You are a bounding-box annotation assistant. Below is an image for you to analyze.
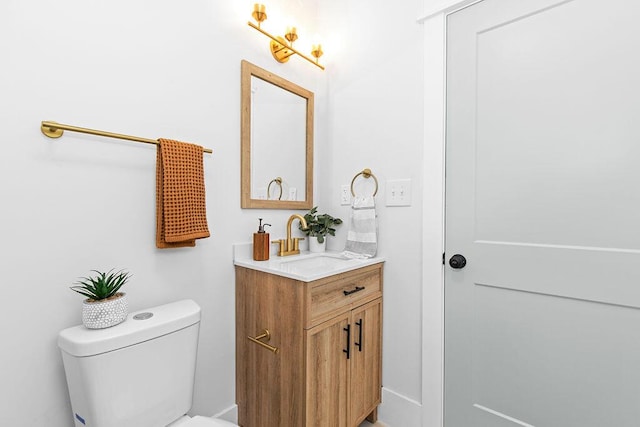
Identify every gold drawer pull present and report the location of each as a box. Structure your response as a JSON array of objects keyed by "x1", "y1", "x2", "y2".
[{"x1": 248, "y1": 329, "x2": 279, "y2": 354}]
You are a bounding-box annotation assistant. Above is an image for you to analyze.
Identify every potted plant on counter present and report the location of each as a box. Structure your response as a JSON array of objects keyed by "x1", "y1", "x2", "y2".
[
  {"x1": 70, "y1": 269, "x2": 131, "y2": 329},
  {"x1": 299, "y1": 206, "x2": 343, "y2": 253}
]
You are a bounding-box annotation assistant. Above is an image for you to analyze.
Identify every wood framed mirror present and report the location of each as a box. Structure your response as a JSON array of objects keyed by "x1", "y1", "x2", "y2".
[{"x1": 241, "y1": 60, "x2": 314, "y2": 209}]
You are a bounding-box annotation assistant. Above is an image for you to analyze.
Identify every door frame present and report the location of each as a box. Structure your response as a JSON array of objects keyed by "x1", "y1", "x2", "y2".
[{"x1": 418, "y1": 2, "x2": 484, "y2": 427}]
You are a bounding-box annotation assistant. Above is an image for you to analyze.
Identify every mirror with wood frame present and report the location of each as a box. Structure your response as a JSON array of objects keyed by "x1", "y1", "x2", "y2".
[{"x1": 241, "y1": 60, "x2": 314, "y2": 209}]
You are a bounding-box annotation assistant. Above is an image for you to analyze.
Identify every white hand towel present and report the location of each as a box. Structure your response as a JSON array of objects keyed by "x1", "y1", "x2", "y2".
[{"x1": 342, "y1": 196, "x2": 377, "y2": 259}]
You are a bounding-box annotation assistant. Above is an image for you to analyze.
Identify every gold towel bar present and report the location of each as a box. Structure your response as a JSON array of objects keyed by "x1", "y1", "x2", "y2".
[
  {"x1": 350, "y1": 168, "x2": 379, "y2": 197},
  {"x1": 248, "y1": 329, "x2": 279, "y2": 354},
  {"x1": 40, "y1": 121, "x2": 213, "y2": 154}
]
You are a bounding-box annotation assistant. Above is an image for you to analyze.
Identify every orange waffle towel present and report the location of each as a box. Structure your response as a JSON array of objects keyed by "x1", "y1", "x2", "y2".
[{"x1": 156, "y1": 138, "x2": 210, "y2": 248}]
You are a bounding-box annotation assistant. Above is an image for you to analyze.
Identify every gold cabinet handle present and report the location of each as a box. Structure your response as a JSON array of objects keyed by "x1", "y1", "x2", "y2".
[{"x1": 248, "y1": 329, "x2": 279, "y2": 354}]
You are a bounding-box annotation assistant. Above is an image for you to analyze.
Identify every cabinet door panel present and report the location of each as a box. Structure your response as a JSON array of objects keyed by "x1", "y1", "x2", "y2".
[
  {"x1": 350, "y1": 299, "x2": 383, "y2": 425},
  {"x1": 236, "y1": 267, "x2": 305, "y2": 427},
  {"x1": 306, "y1": 313, "x2": 350, "y2": 427}
]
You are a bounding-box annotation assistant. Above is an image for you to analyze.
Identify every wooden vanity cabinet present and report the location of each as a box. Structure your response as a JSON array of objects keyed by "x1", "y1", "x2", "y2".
[{"x1": 235, "y1": 262, "x2": 383, "y2": 427}]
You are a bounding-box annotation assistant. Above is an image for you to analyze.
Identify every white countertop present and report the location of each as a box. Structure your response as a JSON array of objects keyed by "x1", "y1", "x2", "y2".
[{"x1": 233, "y1": 243, "x2": 384, "y2": 282}]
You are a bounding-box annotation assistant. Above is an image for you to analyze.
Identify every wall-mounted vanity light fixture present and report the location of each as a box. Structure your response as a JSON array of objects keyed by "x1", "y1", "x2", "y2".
[{"x1": 248, "y1": 4, "x2": 325, "y2": 71}]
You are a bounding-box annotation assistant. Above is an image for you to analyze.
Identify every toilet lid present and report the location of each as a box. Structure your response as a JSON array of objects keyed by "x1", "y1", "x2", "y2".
[{"x1": 185, "y1": 416, "x2": 237, "y2": 427}]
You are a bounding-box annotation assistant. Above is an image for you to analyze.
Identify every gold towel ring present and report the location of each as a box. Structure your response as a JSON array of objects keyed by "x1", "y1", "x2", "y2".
[
  {"x1": 350, "y1": 168, "x2": 378, "y2": 197},
  {"x1": 267, "y1": 177, "x2": 283, "y2": 200}
]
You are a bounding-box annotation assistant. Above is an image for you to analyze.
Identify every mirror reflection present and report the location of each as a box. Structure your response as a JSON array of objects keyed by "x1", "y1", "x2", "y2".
[
  {"x1": 251, "y1": 76, "x2": 306, "y2": 201},
  {"x1": 241, "y1": 60, "x2": 314, "y2": 209}
]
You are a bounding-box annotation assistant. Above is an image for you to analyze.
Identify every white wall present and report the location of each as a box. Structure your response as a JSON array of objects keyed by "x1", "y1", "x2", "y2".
[
  {"x1": 320, "y1": 1, "x2": 426, "y2": 424},
  {"x1": 0, "y1": 1, "x2": 325, "y2": 425},
  {"x1": 0, "y1": 0, "x2": 429, "y2": 425}
]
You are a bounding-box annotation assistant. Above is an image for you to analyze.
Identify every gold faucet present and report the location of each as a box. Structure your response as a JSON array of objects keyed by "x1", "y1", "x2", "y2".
[{"x1": 272, "y1": 214, "x2": 308, "y2": 256}]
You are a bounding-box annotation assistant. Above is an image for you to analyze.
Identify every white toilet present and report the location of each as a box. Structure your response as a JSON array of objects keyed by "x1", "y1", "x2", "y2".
[{"x1": 58, "y1": 299, "x2": 237, "y2": 427}]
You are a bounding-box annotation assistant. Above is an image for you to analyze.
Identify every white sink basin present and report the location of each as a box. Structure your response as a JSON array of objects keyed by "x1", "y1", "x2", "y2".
[
  {"x1": 279, "y1": 254, "x2": 354, "y2": 270},
  {"x1": 233, "y1": 247, "x2": 384, "y2": 282},
  {"x1": 274, "y1": 253, "x2": 363, "y2": 280}
]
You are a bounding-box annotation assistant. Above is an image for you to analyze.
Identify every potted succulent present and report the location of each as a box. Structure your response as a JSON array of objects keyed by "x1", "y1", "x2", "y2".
[
  {"x1": 70, "y1": 269, "x2": 131, "y2": 329},
  {"x1": 299, "y1": 206, "x2": 343, "y2": 253}
]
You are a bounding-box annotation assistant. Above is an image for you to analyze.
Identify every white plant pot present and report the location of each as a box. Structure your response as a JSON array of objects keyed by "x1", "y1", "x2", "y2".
[
  {"x1": 309, "y1": 237, "x2": 327, "y2": 253},
  {"x1": 82, "y1": 292, "x2": 128, "y2": 329}
]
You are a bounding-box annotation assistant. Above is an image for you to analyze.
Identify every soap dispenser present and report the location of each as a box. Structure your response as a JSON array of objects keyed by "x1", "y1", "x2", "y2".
[{"x1": 253, "y1": 218, "x2": 272, "y2": 261}]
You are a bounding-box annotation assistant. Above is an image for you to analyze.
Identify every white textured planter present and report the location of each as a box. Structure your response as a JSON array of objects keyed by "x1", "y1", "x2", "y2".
[
  {"x1": 309, "y1": 237, "x2": 327, "y2": 253},
  {"x1": 82, "y1": 292, "x2": 128, "y2": 329}
]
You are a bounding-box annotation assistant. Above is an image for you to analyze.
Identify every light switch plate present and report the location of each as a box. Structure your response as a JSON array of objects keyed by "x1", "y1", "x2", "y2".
[
  {"x1": 386, "y1": 179, "x2": 412, "y2": 206},
  {"x1": 340, "y1": 185, "x2": 351, "y2": 205}
]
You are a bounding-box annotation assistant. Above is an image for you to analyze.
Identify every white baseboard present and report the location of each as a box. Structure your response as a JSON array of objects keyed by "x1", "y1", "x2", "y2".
[
  {"x1": 378, "y1": 387, "x2": 422, "y2": 426},
  {"x1": 212, "y1": 404, "x2": 238, "y2": 424},
  {"x1": 215, "y1": 389, "x2": 422, "y2": 427}
]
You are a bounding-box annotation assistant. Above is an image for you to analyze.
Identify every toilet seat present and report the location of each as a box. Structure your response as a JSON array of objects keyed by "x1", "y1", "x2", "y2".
[{"x1": 185, "y1": 415, "x2": 237, "y2": 426}]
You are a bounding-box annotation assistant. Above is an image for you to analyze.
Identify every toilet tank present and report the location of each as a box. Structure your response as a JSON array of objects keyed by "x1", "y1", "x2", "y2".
[{"x1": 58, "y1": 299, "x2": 201, "y2": 427}]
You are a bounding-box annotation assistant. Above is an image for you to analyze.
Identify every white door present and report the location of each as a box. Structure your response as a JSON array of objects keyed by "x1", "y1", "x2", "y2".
[{"x1": 445, "y1": 0, "x2": 640, "y2": 426}]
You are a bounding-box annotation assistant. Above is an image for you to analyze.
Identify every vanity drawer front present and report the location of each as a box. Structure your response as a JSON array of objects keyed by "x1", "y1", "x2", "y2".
[{"x1": 307, "y1": 266, "x2": 382, "y2": 327}]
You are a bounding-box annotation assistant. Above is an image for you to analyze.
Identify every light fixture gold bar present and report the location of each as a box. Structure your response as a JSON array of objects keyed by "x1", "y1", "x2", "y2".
[
  {"x1": 40, "y1": 121, "x2": 213, "y2": 154},
  {"x1": 247, "y1": 22, "x2": 325, "y2": 70}
]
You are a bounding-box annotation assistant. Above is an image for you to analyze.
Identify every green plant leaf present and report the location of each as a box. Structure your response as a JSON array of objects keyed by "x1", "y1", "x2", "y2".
[
  {"x1": 70, "y1": 269, "x2": 131, "y2": 301},
  {"x1": 298, "y1": 206, "x2": 342, "y2": 239}
]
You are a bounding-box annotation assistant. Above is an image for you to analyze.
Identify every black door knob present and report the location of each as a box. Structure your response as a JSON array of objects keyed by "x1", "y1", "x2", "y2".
[{"x1": 449, "y1": 254, "x2": 467, "y2": 269}]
